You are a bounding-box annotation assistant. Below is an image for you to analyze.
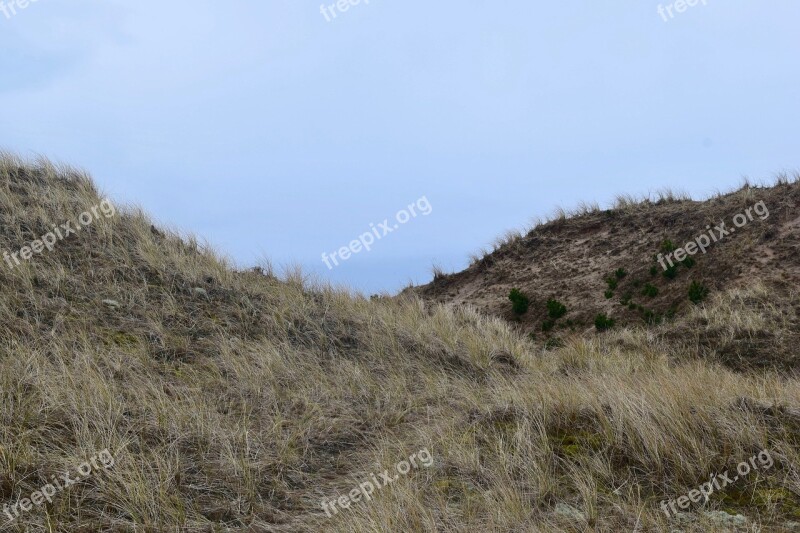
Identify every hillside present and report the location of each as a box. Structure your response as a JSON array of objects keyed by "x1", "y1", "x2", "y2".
[
  {"x1": 1, "y1": 155, "x2": 799, "y2": 532},
  {"x1": 412, "y1": 180, "x2": 800, "y2": 369}
]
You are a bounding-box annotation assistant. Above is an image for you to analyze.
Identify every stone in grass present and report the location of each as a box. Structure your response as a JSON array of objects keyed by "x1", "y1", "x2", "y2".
[
  {"x1": 671, "y1": 511, "x2": 696, "y2": 526},
  {"x1": 190, "y1": 287, "x2": 209, "y2": 298},
  {"x1": 667, "y1": 511, "x2": 696, "y2": 533},
  {"x1": 102, "y1": 299, "x2": 121, "y2": 310},
  {"x1": 703, "y1": 510, "x2": 747, "y2": 529},
  {"x1": 554, "y1": 503, "x2": 586, "y2": 523}
]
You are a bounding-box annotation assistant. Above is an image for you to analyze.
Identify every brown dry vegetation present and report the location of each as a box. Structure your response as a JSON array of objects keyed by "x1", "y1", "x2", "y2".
[
  {"x1": 413, "y1": 176, "x2": 800, "y2": 361},
  {"x1": 1, "y1": 154, "x2": 799, "y2": 532}
]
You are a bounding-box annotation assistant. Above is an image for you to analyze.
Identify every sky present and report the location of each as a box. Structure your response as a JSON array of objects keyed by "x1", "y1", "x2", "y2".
[{"x1": 1, "y1": 1, "x2": 798, "y2": 294}]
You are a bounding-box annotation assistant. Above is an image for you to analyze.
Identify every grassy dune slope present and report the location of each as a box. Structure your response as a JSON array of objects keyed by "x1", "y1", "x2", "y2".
[
  {"x1": 413, "y1": 178, "x2": 800, "y2": 359},
  {"x1": 0, "y1": 155, "x2": 798, "y2": 532}
]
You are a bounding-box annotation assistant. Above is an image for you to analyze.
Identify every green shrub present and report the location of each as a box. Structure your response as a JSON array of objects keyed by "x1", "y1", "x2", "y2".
[
  {"x1": 628, "y1": 302, "x2": 637, "y2": 310},
  {"x1": 604, "y1": 290, "x2": 614, "y2": 299},
  {"x1": 660, "y1": 239, "x2": 676, "y2": 253},
  {"x1": 509, "y1": 288, "x2": 530, "y2": 315},
  {"x1": 642, "y1": 283, "x2": 658, "y2": 298},
  {"x1": 542, "y1": 319, "x2": 555, "y2": 332},
  {"x1": 544, "y1": 337, "x2": 564, "y2": 350},
  {"x1": 649, "y1": 265, "x2": 659, "y2": 277},
  {"x1": 642, "y1": 308, "x2": 661, "y2": 325},
  {"x1": 614, "y1": 268, "x2": 627, "y2": 279},
  {"x1": 663, "y1": 264, "x2": 679, "y2": 279},
  {"x1": 594, "y1": 314, "x2": 615, "y2": 331},
  {"x1": 546, "y1": 299, "x2": 567, "y2": 319},
  {"x1": 688, "y1": 281, "x2": 709, "y2": 304},
  {"x1": 620, "y1": 291, "x2": 632, "y2": 305},
  {"x1": 681, "y1": 257, "x2": 696, "y2": 269},
  {"x1": 606, "y1": 277, "x2": 618, "y2": 290}
]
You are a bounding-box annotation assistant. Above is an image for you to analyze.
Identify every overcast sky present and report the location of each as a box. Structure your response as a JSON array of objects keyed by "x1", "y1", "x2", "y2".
[{"x1": 2, "y1": 1, "x2": 798, "y2": 293}]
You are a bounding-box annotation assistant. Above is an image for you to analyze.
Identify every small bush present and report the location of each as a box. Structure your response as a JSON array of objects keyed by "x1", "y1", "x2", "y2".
[
  {"x1": 649, "y1": 265, "x2": 659, "y2": 277},
  {"x1": 663, "y1": 264, "x2": 679, "y2": 279},
  {"x1": 542, "y1": 319, "x2": 555, "y2": 332},
  {"x1": 620, "y1": 292, "x2": 632, "y2": 305},
  {"x1": 681, "y1": 257, "x2": 696, "y2": 269},
  {"x1": 546, "y1": 299, "x2": 567, "y2": 319},
  {"x1": 642, "y1": 283, "x2": 658, "y2": 298},
  {"x1": 594, "y1": 314, "x2": 615, "y2": 331},
  {"x1": 509, "y1": 288, "x2": 530, "y2": 315},
  {"x1": 544, "y1": 337, "x2": 564, "y2": 350},
  {"x1": 614, "y1": 268, "x2": 627, "y2": 279},
  {"x1": 688, "y1": 281, "x2": 709, "y2": 304},
  {"x1": 642, "y1": 308, "x2": 661, "y2": 325},
  {"x1": 606, "y1": 277, "x2": 618, "y2": 290},
  {"x1": 604, "y1": 289, "x2": 614, "y2": 299},
  {"x1": 660, "y1": 239, "x2": 676, "y2": 253}
]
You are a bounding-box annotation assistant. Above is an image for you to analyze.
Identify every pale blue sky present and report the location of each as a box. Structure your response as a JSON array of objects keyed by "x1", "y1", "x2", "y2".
[{"x1": 2, "y1": 1, "x2": 798, "y2": 293}]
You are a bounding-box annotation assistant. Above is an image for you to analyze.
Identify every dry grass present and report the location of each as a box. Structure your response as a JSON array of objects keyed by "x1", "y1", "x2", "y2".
[
  {"x1": 465, "y1": 172, "x2": 800, "y2": 265},
  {"x1": 0, "y1": 155, "x2": 798, "y2": 531}
]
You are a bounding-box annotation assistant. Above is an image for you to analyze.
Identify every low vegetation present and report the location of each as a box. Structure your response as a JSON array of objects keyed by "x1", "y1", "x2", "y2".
[
  {"x1": 688, "y1": 280, "x2": 710, "y2": 304},
  {"x1": 546, "y1": 298, "x2": 568, "y2": 319},
  {"x1": 594, "y1": 313, "x2": 615, "y2": 331},
  {"x1": 508, "y1": 288, "x2": 530, "y2": 315},
  {"x1": 642, "y1": 283, "x2": 659, "y2": 298},
  {"x1": 3, "y1": 156, "x2": 798, "y2": 531}
]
